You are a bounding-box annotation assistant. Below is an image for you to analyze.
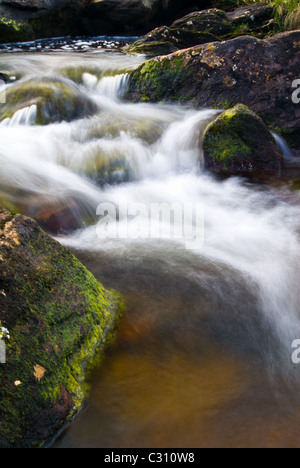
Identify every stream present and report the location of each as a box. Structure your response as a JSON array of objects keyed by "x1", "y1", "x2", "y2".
[{"x1": 1, "y1": 38, "x2": 300, "y2": 448}]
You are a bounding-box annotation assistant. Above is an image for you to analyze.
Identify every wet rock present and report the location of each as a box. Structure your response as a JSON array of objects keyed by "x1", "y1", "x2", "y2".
[
  {"x1": 226, "y1": 3, "x2": 274, "y2": 26},
  {"x1": 0, "y1": 1, "x2": 83, "y2": 42},
  {"x1": 202, "y1": 104, "x2": 282, "y2": 179},
  {"x1": 126, "y1": 31, "x2": 300, "y2": 148},
  {"x1": 31, "y1": 202, "x2": 84, "y2": 234},
  {"x1": 81, "y1": 0, "x2": 214, "y2": 36},
  {"x1": 0, "y1": 77, "x2": 98, "y2": 125},
  {"x1": 0, "y1": 207, "x2": 123, "y2": 448},
  {"x1": 1, "y1": 0, "x2": 75, "y2": 10},
  {"x1": 0, "y1": 17, "x2": 34, "y2": 42},
  {"x1": 28, "y1": 4, "x2": 82, "y2": 39}
]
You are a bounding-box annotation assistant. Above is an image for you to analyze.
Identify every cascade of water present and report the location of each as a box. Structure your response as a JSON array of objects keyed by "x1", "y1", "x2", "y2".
[
  {"x1": 1, "y1": 39, "x2": 300, "y2": 449},
  {"x1": 0, "y1": 105, "x2": 37, "y2": 127},
  {"x1": 0, "y1": 45, "x2": 299, "y2": 372}
]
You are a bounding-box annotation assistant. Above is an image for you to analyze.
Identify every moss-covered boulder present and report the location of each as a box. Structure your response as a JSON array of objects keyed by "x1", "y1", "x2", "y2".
[
  {"x1": 0, "y1": 207, "x2": 123, "y2": 448},
  {"x1": 202, "y1": 104, "x2": 282, "y2": 178},
  {"x1": 126, "y1": 31, "x2": 300, "y2": 148},
  {"x1": 28, "y1": 4, "x2": 82, "y2": 40},
  {"x1": 127, "y1": 24, "x2": 217, "y2": 56},
  {"x1": 0, "y1": 78, "x2": 98, "y2": 125}
]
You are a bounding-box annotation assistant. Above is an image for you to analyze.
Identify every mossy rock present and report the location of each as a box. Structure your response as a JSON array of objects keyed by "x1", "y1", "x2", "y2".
[
  {"x1": 202, "y1": 104, "x2": 282, "y2": 179},
  {"x1": 127, "y1": 40, "x2": 178, "y2": 57},
  {"x1": 0, "y1": 18, "x2": 34, "y2": 43},
  {"x1": 0, "y1": 78, "x2": 98, "y2": 125},
  {"x1": 127, "y1": 53, "x2": 187, "y2": 103},
  {"x1": 0, "y1": 207, "x2": 124, "y2": 448},
  {"x1": 170, "y1": 8, "x2": 233, "y2": 36}
]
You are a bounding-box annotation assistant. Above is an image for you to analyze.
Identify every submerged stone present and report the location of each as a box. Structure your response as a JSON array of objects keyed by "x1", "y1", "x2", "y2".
[
  {"x1": 126, "y1": 4, "x2": 275, "y2": 57},
  {"x1": 0, "y1": 207, "x2": 123, "y2": 448}
]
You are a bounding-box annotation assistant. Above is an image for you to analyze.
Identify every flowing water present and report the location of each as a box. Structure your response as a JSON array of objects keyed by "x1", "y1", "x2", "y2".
[{"x1": 1, "y1": 38, "x2": 300, "y2": 448}]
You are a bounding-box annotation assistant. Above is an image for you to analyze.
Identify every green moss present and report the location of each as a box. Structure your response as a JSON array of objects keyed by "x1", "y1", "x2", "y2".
[
  {"x1": 61, "y1": 66, "x2": 130, "y2": 84},
  {"x1": 203, "y1": 104, "x2": 281, "y2": 178},
  {"x1": 206, "y1": 133, "x2": 252, "y2": 163},
  {"x1": 0, "y1": 78, "x2": 97, "y2": 125},
  {"x1": 129, "y1": 54, "x2": 186, "y2": 102},
  {"x1": 0, "y1": 210, "x2": 124, "y2": 447}
]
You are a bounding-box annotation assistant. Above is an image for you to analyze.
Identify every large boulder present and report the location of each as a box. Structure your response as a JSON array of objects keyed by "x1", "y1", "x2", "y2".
[
  {"x1": 0, "y1": 207, "x2": 123, "y2": 448},
  {"x1": 126, "y1": 31, "x2": 300, "y2": 148},
  {"x1": 202, "y1": 104, "x2": 282, "y2": 178},
  {"x1": 127, "y1": 4, "x2": 274, "y2": 56},
  {"x1": 0, "y1": 77, "x2": 98, "y2": 125}
]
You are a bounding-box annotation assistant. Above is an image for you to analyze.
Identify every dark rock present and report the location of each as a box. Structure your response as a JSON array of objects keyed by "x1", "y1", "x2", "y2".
[
  {"x1": 127, "y1": 4, "x2": 275, "y2": 57},
  {"x1": 127, "y1": 24, "x2": 217, "y2": 55},
  {"x1": 28, "y1": 4, "x2": 82, "y2": 39},
  {"x1": 202, "y1": 104, "x2": 282, "y2": 178},
  {"x1": 0, "y1": 71, "x2": 17, "y2": 83},
  {"x1": 1, "y1": 0, "x2": 83, "y2": 11},
  {"x1": 0, "y1": 207, "x2": 123, "y2": 448},
  {"x1": 0, "y1": 17, "x2": 34, "y2": 42},
  {"x1": 127, "y1": 39, "x2": 179, "y2": 56},
  {"x1": 31, "y1": 202, "x2": 84, "y2": 234},
  {"x1": 126, "y1": 31, "x2": 300, "y2": 148},
  {"x1": 171, "y1": 8, "x2": 233, "y2": 36},
  {"x1": 226, "y1": 3, "x2": 273, "y2": 25}
]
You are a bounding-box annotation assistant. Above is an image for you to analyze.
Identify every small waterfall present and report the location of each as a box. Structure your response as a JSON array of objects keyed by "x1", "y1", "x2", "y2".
[
  {"x1": 96, "y1": 73, "x2": 129, "y2": 100},
  {"x1": 1, "y1": 38, "x2": 300, "y2": 448},
  {"x1": 0, "y1": 105, "x2": 37, "y2": 127}
]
